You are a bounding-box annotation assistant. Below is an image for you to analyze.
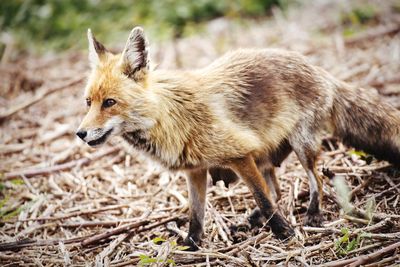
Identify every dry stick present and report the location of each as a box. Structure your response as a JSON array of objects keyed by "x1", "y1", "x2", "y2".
[
  {"x1": 61, "y1": 213, "x2": 170, "y2": 228},
  {"x1": 4, "y1": 203, "x2": 128, "y2": 223},
  {"x1": 111, "y1": 258, "x2": 140, "y2": 267},
  {"x1": 96, "y1": 232, "x2": 131, "y2": 263},
  {"x1": 80, "y1": 219, "x2": 150, "y2": 247},
  {"x1": 365, "y1": 254, "x2": 400, "y2": 267},
  {"x1": 253, "y1": 242, "x2": 334, "y2": 261},
  {"x1": 345, "y1": 23, "x2": 400, "y2": 46},
  {"x1": 348, "y1": 241, "x2": 400, "y2": 267},
  {"x1": 326, "y1": 163, "x2": 391, "y2": 172},
  {"x1": 81, "y1": 216, "x2": 181, "y2": 247},
  {"x1": 217, "y1": 232, "x2": 269, "y2": 255},
  {"x1": 0, "y1": 235, "x2": 92, "y2": 251},
  {"x1": 172, "y1": 250, "x2": 247, "y2": 266},
  {"x1": 369, "y1": 75, "x2": 400, "y2": 88},
  {"x1": 326, "y1": 189, "x2": 394, "y2": 221},
  {"x1": 166, "y1": 221, "x2": 187, "y2": 239},
  {"x1": 208, "y1": 204, "x2": 232, "y2": 245},
  {"x1": 382, "y1": 174, "x2": 400, "y2": 194},
  {"x1": 356, "y1": 181, "x2": 400, "y2": 207},
  {"x1": 350, "y1": 177, "x2": 372, "y2": 199},
  {"x1": 323, "y1": 241, "x2": 400, "y2": 267},
  {"x1": 0, "y1": 76, "x2": 85, "y2": 124},
  {"x1": 303, "y1": 217, "x2": 397, "y2": 239},
  {"x1": 61, "y1": 218, "x2": 146, "y2": 228},
  {"x1": 3, "y1": 146, "x2": 119, "y2": 180}
]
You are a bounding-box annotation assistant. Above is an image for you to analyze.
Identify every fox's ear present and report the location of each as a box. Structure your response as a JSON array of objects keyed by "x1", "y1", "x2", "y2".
[
  {"x1": 87, "y1": 29, "x2": 108, "y2": 68},
  {"x1": 120, "y1": 27, "x2": 149, "y2": 80}
]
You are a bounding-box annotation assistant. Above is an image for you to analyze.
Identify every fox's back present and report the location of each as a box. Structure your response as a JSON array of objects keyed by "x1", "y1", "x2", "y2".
[{"x1": 197, "y1": 49, "x2": 336, "y2": 156}]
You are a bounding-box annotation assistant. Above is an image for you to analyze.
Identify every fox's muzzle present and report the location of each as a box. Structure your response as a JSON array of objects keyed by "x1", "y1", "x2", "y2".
[{"x1": 76, "y1": 127, "x2": 113, "y2": 147}]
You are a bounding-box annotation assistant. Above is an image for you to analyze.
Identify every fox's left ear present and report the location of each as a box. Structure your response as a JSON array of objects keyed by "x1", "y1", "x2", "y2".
[{"x1": 120, "y1": 27, "x2": 149, "y2": 81}]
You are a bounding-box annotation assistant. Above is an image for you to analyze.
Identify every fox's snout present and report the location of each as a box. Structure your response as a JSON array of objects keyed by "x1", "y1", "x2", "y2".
[
  {"x1": 75, "y1": 126, "x2": 114, "y2": 147},
  {"x1": 76, "y1": 130, "x2": 87, "y2": 140}
]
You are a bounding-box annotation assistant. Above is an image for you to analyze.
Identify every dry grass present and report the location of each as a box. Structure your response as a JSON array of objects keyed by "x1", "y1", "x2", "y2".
[{"x1": 1, "y1": 0, "x2": 400, "y2": 266}]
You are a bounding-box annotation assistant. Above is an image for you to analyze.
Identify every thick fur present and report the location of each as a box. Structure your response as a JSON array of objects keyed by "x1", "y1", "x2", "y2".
[{"x1": 78, "y1": 28, "x2": 400, "y2": 250}]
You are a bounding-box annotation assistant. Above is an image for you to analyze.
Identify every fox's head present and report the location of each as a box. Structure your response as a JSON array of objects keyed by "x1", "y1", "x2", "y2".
[{"x1": 76, "y1": 27, "x2": 157, "y2": 147}]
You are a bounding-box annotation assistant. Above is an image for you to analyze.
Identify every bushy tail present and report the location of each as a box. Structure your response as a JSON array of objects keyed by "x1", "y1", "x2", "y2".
[{"x1": 332, "y1": 83, "x2": 400, "y2": 166}]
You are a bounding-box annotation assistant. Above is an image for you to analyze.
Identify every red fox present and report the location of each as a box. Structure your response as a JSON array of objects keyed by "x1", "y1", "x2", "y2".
[{"x1": 77, "y1": 27, "x2": 400, "y2": 250}]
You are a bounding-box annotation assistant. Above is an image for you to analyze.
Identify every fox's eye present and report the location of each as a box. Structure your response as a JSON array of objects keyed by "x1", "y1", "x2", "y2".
[
  {"x1": 86, "y1": 98, "x2": 91, "y2": 107},
  {"x1": 103, "y1": 98, "x2": 116, "y2": 108}
]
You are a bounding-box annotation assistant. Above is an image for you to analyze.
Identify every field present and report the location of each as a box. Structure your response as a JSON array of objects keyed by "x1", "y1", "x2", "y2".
[{"x1": 1, "y1": 0, "x2": 400, "y2": 266}]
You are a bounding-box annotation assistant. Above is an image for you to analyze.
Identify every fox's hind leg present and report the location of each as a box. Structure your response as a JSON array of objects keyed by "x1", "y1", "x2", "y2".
[
  {"x1": 209, "y1": 165, "x2": 281, "y2": 229},
  {"x1": 247, "y1": 166, "x2": 281, "y2": 228},
  {"x1": 184, "y1": 168, "x2": 207, "y2": 251},
  {"x1": 227, "y1": 155, "x2": 294, "y2": 240},
  {"x1": 248, "y1": 144, "x2": 292, "y2": 228},
  {"x1": 289, "y1": 127, "x2": 324, "y2": 226}
]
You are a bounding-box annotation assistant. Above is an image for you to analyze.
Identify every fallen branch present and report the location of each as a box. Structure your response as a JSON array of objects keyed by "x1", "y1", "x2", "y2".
[
  {"x1": 82, "y1": 216, "x2": 181, "y2": 247},
  {"x1": 348, "y1": 241, "x2": 400, "y2": 267},
  {"x1": 369, "y1": 75, "x2": 400, "y2": 88},
  {"x1": 82, "y1": 220, "x2": 150, "y2": 246},
  {"x1": 323, "y1": 241, "x2": 400, "y2": 267},
  {"x1": 3, "y1": 147, "x2": 119, "y2": 180},
  {"x1": 345, "y1": 23, "x2": 400, "y2": 46},
  {"x1": 0, "y1": 235, "x2": 90, "y2": 251},
  {"x1": 303, "y1": 218, "x2": 398, "y2": 240},
  {"x1": 217, "y1": 232, "x2": 269, "y2": 254},
  {"x1": 61, "y1": 213, "x2": 170, "y2": 228},
  {"x1": 253, "y1": 242, "x2": 334, "y2": 261},
  {"x1": 0, "y1": 76, "x2": 85, "y2": 124},
  {"x1": 4, "y1": 203, "x2": 128, "y2": 223}
]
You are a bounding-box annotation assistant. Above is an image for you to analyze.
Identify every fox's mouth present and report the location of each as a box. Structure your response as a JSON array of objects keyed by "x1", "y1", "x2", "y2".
[{"x1": 88, "y1": 128, "x2": 113, "y2": 147}]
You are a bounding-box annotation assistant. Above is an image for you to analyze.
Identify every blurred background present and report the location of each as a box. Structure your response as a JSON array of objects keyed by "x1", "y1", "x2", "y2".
[
  {"x1": 1, "y1": 0, "x2": 290, "y2": 53},
  {"x1": 1, "y1": 0, "x2": 396, "y2": 54}
]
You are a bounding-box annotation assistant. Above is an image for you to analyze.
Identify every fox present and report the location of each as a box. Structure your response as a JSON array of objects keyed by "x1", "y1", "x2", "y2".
[{"x1": 77, "y1": 26, "x2": 400, "y2": 250}]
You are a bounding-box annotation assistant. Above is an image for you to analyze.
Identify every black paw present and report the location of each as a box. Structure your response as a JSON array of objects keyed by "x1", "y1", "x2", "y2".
[
  {"x1": 182, "y1": 236, "x2": 201, "y2": 251},
  {"x1": 305, "y1": 212, "x2": 324, "y2": 227},
  {"x1": 274, "y1": 223, "x2": 295, "y2": 240},
  {"x1": 248, "y1": 208, "x2": 265, "y2": 229},
  {"x1": 230, "y1": 223, "x2": 252, "y2": 243},
  {"x1": 268, "y1": 213, "x2": 295, "y2": 240}
]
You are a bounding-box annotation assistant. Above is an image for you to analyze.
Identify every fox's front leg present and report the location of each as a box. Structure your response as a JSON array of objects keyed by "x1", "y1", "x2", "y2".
[
  {"x1": 184, "y1": 168, "x2": 207, "y2": 251},
  {"x1": 228, "y1": 155, "x2": 294, "y2": 240}
]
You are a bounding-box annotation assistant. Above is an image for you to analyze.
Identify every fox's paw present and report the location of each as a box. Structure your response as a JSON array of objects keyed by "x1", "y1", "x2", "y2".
[
  {"x1": 305, "y1": 212, "x2": 324, "y2": 227},
  {"x1": 230, "y1": 223, "x2": 251, "y2": 243},
  {"x1": 268, "y1": 213, "x2": 295, "y2": 241},
  {"x1": 273, "y1": 223, "x2": 295, "y2": 240},
  {"x1": 182, "y1": 236, "x2": 201, "y2": 251},
  {"x1": 248, "y1": 208, "x2": 265, "y2": 229}
]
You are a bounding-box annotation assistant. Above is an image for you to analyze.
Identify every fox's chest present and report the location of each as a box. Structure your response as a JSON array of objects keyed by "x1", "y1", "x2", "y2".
[
  {"x1": 122, "y1": 130, "x2": 156, "y2": 156},
  {"x1": 122, "y1": 130, "x2": 202, "y2": 170}
]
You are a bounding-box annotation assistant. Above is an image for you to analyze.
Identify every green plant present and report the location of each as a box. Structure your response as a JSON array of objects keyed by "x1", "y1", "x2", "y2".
[
  {"x1": 138, "y1": 237, "x2": 189, "y2": 266},
  {"x1": 335, "y1": 228, "x2": 364, "y2": 255},
  {"x1": 0, "y1": 0, "x2": 291, "y2": 53}
]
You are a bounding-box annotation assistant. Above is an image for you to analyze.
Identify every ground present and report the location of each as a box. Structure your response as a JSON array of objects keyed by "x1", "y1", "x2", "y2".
[{"x1": 1, "y1": 1, "x2": 400, "y2": 266}]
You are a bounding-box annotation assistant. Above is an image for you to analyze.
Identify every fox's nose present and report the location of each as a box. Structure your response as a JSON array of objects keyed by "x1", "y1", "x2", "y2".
[{"x1": 76, "y1": 130, "x2": 87, "y2": 140}]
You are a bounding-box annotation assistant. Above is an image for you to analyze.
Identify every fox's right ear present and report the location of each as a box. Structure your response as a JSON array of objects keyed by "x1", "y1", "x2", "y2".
[{"x1": 87, "y1": 29, "x2": 108, "y2": 68}]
